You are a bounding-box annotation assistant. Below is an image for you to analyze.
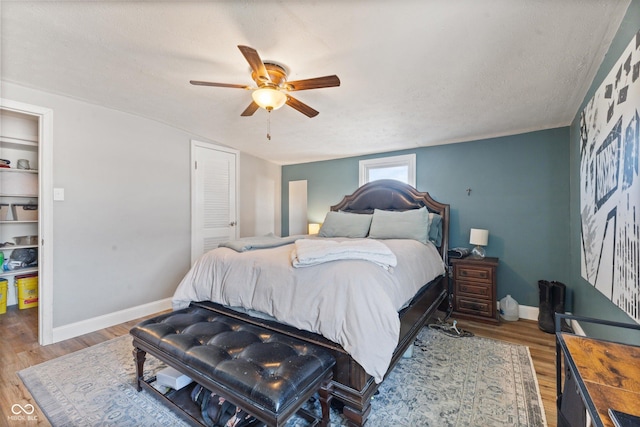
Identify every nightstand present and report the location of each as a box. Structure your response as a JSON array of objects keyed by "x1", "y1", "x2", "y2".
[{"x1": 451, "y1": 256, "x2": 499, "y2": 323}]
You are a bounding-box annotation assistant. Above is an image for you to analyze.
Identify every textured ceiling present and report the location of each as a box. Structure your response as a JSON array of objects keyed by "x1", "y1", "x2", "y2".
[{"x1": 0, "y1": 1, "x2": 631, "y2": 164}]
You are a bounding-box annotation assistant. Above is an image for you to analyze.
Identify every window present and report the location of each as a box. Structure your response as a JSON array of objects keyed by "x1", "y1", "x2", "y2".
[{"x1": 359, "y1": 154, "x2": 416, "y2": 187}]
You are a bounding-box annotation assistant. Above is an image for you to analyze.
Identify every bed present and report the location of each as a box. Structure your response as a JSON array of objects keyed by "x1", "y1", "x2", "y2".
[{"x1": 172, "y1": 179, "x2": 450, "y2": 427}]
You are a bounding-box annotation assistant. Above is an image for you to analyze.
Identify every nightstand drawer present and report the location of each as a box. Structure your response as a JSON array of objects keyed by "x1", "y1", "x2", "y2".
[
  {"x1": 455, "y1": 297, "x2": 492, "y2": 317},
  {"x1": 451, "y1": 257, "x2": 499, "y2": 323},
  {"x1": 456, "y1": 280, "x2": 491, "y2": 298},
  {"x1": 456, "y1": 265, "x2": 493, "y2": 284}
]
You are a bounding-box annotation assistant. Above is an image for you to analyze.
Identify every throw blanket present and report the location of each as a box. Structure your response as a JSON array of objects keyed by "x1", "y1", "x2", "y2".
[
  {"x1": 291, "y1": 238, "x2": 397, "y2": 269},
  {"x1": 219, "y1": 233, "x2": 301, "y2": 252}
]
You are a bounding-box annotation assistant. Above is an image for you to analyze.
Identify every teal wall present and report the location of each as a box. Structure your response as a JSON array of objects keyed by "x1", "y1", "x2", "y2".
[
  {"x1": 283, "y1": 127, "x2": 570, "y2": 309},
  {"x1": 281, "y1": 1, "x2": 640, "y2": 341},
  {"x1": 568, "y1": 0, "x2": 640, "y2": 337}
]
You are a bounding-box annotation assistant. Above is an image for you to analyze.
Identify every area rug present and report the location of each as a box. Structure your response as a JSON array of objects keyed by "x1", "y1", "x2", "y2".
[{"x1": 19, "y1": 327, "x2": 547, "y2": 426}]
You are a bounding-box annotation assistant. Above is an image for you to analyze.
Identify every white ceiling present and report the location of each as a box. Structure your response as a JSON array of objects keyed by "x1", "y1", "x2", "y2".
[{"x1": 0, "y1": 1, "x2": 631, "y2": 165}]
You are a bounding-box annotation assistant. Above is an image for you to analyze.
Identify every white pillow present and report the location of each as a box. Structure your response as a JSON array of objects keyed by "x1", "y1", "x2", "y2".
[
  {"x1": 318, "y1": 211, "x2": 373, "y2": 238},
  {"x1": 368, "y1": 207, "x2": 429, "y2": 244}
]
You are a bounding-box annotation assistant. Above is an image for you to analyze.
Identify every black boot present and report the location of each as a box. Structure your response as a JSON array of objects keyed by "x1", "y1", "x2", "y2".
[
  {"x1": 551, "y1": 281, "x2": 573, "y2": 332},
  {"x1": 538, "y1": 280, "x2": 555, "y2": 333}
]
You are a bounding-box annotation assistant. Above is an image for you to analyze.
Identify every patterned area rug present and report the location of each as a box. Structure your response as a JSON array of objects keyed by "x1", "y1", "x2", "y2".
[{"x1": 19, "y1": 327, "x2": 547, "y2": 426}]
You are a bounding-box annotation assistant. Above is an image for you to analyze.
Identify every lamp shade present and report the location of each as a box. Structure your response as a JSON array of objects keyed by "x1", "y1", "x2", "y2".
[
  {"x1": 308, "y1": 223, "x2": 320, "y2": 234},
  {"x1": 252, "y1": 87, "x2": 287, "y2": 111},
  {"x1": 469, "y1": 228, "x2": 489, "y2": 246}
]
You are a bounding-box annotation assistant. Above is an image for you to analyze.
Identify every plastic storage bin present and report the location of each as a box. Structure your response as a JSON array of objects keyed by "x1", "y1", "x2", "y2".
[
  {"x1": 13, "y1": 235, "x2": 38, "y2": 245},
  {"x1": 0, "y1": 278, "x2": 7, "y2": 314},
  {"x1": 0, "y1": 204, "x2": 9, "y2": 221},
  {"x1": 12, "y1": 204, "x2": 38, "y2": 221},
  {"x1": 15, "y1": 274, "x2": 38, "y2": 309}
]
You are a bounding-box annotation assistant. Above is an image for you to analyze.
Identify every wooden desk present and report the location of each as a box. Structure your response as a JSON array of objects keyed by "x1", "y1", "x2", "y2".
[{"x1": 557, "y1": 333, "x2": 640, "y2": 427}]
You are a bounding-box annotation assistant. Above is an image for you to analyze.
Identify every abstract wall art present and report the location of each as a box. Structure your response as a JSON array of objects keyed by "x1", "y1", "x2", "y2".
[{"x1": 580, "y1": 30, "x2": 640, "y2": 323}]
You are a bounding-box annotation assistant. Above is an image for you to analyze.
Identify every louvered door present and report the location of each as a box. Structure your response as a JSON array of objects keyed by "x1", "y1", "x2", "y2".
[{"x1": 191, "y1": 141, "x2": 238, "y2": 264}]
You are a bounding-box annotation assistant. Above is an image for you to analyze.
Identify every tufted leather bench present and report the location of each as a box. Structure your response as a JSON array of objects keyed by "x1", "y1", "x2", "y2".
[{"x1": 130, "y1": 305, "x2": 335, "y2": 427}]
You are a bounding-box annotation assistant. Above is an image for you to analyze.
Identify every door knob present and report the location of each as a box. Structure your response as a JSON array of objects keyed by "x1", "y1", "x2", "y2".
[{"x1": 229, "y1": 221, "x2": 237, "y2": 226}]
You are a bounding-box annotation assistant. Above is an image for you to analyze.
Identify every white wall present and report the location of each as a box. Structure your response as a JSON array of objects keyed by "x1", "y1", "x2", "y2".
[
  {"x1": 288, "y1": 180, "x2": 308, "y2": 235},
  {"x1": 239, "y1": 152, "x2": 281, "y2": 237},
  {"x1": 1, "y1": 82, "x2": 281, "y2": 333}
]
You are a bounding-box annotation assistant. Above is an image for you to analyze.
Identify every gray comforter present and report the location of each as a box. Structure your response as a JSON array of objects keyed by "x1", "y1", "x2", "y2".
[{"x1": 172, "y1": 237, "x2": 445, "y2": 383}]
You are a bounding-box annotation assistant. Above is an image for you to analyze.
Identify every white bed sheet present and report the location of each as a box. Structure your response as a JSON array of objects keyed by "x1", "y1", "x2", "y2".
[{"x1": 172, "y1": 237, "x2": 445, "y2": 383}]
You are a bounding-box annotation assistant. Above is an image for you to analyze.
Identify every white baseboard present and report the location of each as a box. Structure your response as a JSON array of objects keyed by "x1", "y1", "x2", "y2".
[
  {"x1": 570, "y1": 318, "x2": 586, "y2": 336},
  {"x1": 518, "y1": 304, "x2": 538, "y2": 321},
  {"x1": 52, "y1": 298, "x2": 172, "y2": 344},
  {"x1": 497, "y1": 301, "x2": 584, "y2": 333},
  {"x1": 495, "y1": 301, "x2": 538, "y2": 321}
]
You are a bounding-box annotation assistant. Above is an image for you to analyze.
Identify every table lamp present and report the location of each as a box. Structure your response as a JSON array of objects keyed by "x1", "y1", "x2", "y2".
[
  {"x1": 469, "y1": 228, "x2": 489, "y2": 259},
  {"x1": 308, "y1": 223, "x2": 320, "y2": 235}
]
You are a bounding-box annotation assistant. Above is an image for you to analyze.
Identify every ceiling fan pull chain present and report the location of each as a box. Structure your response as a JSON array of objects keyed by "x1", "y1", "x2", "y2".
[{"x1": 267, "y1": 110, "x2": 272, "y2": 141}]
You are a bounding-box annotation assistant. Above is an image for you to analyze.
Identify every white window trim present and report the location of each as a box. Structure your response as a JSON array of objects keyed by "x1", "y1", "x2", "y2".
[{"x1": 359, "y1": 153, "x2": 416, "y2": 187}]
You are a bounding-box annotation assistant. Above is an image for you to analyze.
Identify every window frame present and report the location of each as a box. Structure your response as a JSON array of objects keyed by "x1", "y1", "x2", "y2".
[{"x1": 358, "y1": 153, "x2": 416, "y2": 187}]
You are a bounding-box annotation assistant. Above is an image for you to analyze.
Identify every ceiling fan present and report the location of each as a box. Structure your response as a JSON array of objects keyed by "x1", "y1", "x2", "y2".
[{"x1": 190, "y1": 45, "x2": 340, "y2": 118}]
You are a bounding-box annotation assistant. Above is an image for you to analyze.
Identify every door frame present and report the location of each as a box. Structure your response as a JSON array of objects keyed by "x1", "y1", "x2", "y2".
[
  {"x1": 190, "y1": 140, "x2": 239, "y2": 264},
  {"x1": 1, "y1": 98, "x2": 54, "y2": 345}
]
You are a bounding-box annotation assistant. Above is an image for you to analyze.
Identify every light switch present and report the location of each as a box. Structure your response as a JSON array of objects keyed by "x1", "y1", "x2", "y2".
[{"x1": 53, "y1": 188, "x2": 65, "y2": 201}]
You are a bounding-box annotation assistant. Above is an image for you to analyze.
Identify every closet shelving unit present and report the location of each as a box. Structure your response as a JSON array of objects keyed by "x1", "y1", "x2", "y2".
[{"x1": 0, "y1": 110, "x2": 40, "y2": 306}]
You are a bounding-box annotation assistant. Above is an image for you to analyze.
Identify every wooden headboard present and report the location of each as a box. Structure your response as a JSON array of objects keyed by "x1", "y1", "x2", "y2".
[{"x1": 330, "y1": 179, "x2": 450, "y2": 263}]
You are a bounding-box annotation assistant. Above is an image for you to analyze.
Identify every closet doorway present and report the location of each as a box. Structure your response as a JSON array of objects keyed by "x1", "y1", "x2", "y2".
[{"x1": 0, "y1": 98, "x2": 53, "y2": 345}]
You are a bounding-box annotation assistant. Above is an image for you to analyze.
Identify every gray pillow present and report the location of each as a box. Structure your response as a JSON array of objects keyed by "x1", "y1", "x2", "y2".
[
  {"x1": 318, "y1": 211, "x2": 373, "y2": 238},
  {"x1": 369, "y1": 207, "x2": 429, "y2": 244},
  {"x1": 428, "y1": 213, "x2": 443, "y2": 246}
]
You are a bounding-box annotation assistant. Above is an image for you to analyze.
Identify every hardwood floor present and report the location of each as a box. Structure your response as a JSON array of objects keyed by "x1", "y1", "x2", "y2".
[
  {"x1": 0, "y1": 307, "x2": 557, "y2": 427},
  {"x1": 0, "y1": 306, "x2": 167, "y2": 426}
]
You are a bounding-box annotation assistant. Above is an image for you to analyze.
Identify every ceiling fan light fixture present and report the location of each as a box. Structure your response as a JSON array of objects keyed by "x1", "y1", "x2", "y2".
[
  {"x1": 191, "y1": 45, "x2": 338, "y2": 117},
  {"x1": 252, "y1": 87, "x2": 287, "y2": 111}
]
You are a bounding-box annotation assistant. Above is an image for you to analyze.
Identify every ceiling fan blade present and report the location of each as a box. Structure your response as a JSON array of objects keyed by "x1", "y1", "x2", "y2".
[
  {"x1": 238, "y1": 45, "x2": 270, "y2": 83},
  {"x1": 190, "y1": 80, "x2": 250, "y2": 89},
  {"x1": 286, "y1": 75, "x2": 340, "y2": 91},
  {"x1": 286, "y1": 96, "x2": 319, "y2": 118},
  {"x1": 241, "y1": 101, "x2": 260, "y2": 117}
]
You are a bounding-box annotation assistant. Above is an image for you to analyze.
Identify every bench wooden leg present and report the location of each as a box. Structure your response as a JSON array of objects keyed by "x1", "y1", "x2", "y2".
[
  {"x1": 342, "y1": 400, "x2": 371, "y2": 427},
  {"x1": 319, "y1": 379, "x2": 333, "y2": 427},
  {"x1": 132, "y1": 347, "x2": 146, "y2": 392}
]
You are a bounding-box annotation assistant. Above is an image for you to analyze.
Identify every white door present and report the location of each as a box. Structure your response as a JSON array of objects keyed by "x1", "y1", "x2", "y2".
[{"x1": 191, "y1": 141, "x2": 238, "y2": 264}]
